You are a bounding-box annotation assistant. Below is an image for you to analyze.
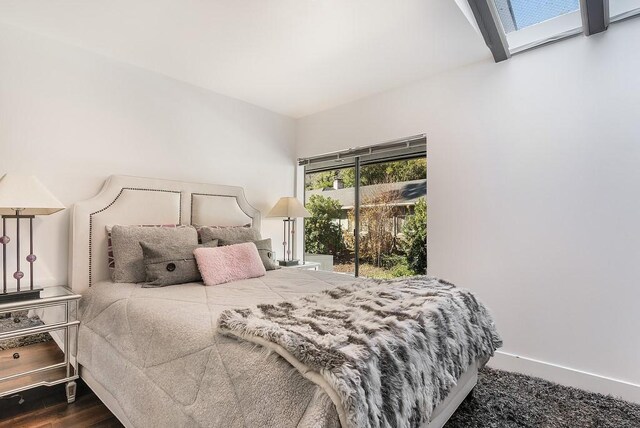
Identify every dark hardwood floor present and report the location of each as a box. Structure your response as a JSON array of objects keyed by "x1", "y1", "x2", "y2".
[{"x1": 0, "y1": 380, "x2": 122, "y2": 428}]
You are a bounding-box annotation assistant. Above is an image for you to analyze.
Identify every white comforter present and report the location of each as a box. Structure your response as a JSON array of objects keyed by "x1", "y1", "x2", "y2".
[{"x1": 78, "y1": 269, "x2": 357, "y2": 428}]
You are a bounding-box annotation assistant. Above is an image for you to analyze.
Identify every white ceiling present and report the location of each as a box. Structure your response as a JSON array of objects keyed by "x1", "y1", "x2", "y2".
[{"x1": 0, "y1": 1, "x2": 490, "y2": 118}]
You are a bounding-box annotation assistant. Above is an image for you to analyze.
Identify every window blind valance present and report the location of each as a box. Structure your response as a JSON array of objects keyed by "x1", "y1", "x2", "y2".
[{"x1": 299, "y1": 134, "x2": 426, "y2": 173}]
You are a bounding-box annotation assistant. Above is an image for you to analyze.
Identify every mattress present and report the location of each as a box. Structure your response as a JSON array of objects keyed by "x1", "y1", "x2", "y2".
[{"x1": 78, "y1": 269, "x2": 357, "y2": 428}]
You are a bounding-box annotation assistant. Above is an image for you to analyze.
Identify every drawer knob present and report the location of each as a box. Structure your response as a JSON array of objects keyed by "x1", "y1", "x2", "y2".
[{"x1": 13, "y1": 352, "x2": 20, "y2": 359}]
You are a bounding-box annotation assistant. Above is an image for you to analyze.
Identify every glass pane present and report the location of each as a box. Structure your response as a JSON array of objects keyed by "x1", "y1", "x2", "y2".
[
  {"x1": 304, "y1": 167, "x2": 355, "y2": 275},
  {"x1": 493, "y1": 0, "x2": 582, "y2": 53},
  {"x1": 610, "y1": 0, "x2": 640, "y2": 21},
  {"x1": 40, "y1": 286, "x2": 74, "y2": 298},
  {"x1": 357, "y1": 158, "x2": 427, "y2": 279},
  {"x1": 494, "y1": 0, "x2": 580, "y2": 33}
]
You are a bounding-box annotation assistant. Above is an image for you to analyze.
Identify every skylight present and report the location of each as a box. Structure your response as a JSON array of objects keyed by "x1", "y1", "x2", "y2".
[
  {"x1": 494, "y1": 0, "x2": 580, "y2": 33},
  {"x1": 610, "y1": 0, "x2": 640, "y2": 21},
  {"x1": 493, "y1": 0, "x2": 582, "y2": 53},
  {"x1": 465, "y1": 0, "x2": 637, "y2": 62}
]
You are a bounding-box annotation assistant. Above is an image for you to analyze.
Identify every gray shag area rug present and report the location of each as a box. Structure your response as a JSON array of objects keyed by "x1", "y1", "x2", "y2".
[
  {"x1": 446, "y1": 367, "x2": 640, "y2": 428},
  {"x1": 0, "y1": 311, "x2": 53, "y2": 350}
]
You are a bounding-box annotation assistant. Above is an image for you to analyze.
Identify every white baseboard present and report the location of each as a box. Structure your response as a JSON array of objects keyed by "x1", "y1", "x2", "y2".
[{"x1": 488, "y1": 351, "x2": 640, "y2": 404}]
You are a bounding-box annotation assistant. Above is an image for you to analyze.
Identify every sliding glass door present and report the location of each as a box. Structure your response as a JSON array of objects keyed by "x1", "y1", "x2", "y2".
[
  {"x1": 302, "y1": 136, "x2": 427, "y2": 278},
  {"x1": 356, "y1": 157, "x2": 426, "y2": 278},
  {"x1": 304, "y1": 166, "x2": 356, "y2": 275}
]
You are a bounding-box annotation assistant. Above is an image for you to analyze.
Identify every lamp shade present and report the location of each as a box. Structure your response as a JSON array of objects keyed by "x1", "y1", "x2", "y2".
[
  {"x1": 266, "y1": 197, "x2": 310, "y2": 218},
  {"x1": 0, "y1": 174, "x2": 65, "y2": 216}
]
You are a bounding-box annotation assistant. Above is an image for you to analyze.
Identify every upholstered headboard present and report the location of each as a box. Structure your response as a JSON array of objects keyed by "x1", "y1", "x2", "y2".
[{"x1": 69, "y1": 175, "x2": 260, "y2": 294}]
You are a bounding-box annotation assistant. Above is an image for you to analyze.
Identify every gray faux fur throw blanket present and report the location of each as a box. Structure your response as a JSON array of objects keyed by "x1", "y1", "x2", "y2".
[{"x1": 218, "y1": 276, "x2": 502, "y2": 428}]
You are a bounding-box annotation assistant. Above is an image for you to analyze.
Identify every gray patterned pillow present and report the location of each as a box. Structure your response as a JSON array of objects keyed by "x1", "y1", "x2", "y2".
[
  {"x1": 140, "y1": 240, "x2": 218, "y2": 287},
  {"x1": 199, "y1": 226, "x2": 261, "y2": 246},
  {"x1": 106, "y1": 224, "x2": 183, "y2": 275},
  {"x1": 253, "y1": 238, "x2": 280, "y2": 271},
  {"x1": 110, "y1": 225, "x2": 198, "y2": 283},
  {"x1": 194, "y1": 224, "x2": 251, "y2": 243},
  {"x1": 219, "y1": 238, "x2": 279, "y2": 271}
]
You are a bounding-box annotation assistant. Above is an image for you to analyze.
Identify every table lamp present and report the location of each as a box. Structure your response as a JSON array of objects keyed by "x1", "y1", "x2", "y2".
[
  {"x1": 266, "y1": 197, "x2": 310, "y2": 266},
  {"x1": 0, "y1": 174, "x2": 65, "y2": 303}
]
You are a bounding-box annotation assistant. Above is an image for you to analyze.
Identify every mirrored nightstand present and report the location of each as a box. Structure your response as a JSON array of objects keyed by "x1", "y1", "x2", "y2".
[
  {"x1": 0, "y1": 286, "x2": 81, "y2": 404},
  {"x1": 281, "y1": 261, "x2": 321, "y2": 271}
]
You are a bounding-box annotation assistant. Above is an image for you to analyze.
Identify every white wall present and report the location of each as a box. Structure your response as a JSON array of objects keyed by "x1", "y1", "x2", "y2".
[
  {"x1": 0, "y1": 23, "x2": 296, "y2": 287},
  {"x1": 298, "y1": 19, "x2": 640, "y2": 399}
]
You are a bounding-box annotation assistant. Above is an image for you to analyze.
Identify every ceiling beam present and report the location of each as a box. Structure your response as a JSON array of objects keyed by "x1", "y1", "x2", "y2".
[
  {"x1": 581, "y1": 0, "x2": 610, "y2": 36},
  {"x1": 467, "y1": 0, "x2": 510, "y2": 62}
]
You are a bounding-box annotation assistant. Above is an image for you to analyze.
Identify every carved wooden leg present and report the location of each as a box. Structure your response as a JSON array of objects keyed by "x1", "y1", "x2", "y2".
[{"x1": 66, "y1": 381, "x2": 77, "y2": 403}]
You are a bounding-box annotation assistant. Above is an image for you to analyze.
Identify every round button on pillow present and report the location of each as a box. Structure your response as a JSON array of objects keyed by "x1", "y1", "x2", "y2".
[{"x1": 166, "y1": 263, "x2": 176, "y2": 272}]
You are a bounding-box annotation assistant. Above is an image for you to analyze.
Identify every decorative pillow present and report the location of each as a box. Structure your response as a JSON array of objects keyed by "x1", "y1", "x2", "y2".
[
  {"x1": 199, "y1": 225, "x2": 261, "y2": 246},
  {"x1": 140, "y1": 240, "x2": 218, "y2": 287},
  {"x1": 106, "y1": 224, "x2": 184, "y2": 274},
  {"x1": 110, "y1": 225, "x2": 198, "y2": 283},
  {"x1": 194, "y1": 242, "x2": 266, "y2": 286},
  {"x1": 194, "y1": 224, "x2": 252, "y2": 244},
  {"x1": 219, "y1": 238, "x2": 279, "y2": 271}
]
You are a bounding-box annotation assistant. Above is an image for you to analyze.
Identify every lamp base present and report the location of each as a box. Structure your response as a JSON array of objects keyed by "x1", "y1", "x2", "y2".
[
  {"x1": 0, "y1": 288, "x2": 42, "y2": 304},
  {"x1": 278, "y1": 260, "x2": 300, "y2": 267}
]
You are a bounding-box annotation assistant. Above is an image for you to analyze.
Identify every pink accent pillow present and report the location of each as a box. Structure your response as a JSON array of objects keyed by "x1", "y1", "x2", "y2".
[{"x1": 194, "y1": 242, "x2": 266, "y2": 286}]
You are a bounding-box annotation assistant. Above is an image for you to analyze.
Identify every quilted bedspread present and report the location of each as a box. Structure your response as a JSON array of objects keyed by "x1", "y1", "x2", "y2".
[{"x1": 78, "y1": 269, "x2": 357, "y2": 428}]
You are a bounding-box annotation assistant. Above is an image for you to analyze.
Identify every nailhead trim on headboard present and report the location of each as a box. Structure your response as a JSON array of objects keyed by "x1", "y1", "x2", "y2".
[
  {"x1": 189, "y1": 193, "x2": 257, "y2": 225},
  {"x1": 88, "y1": 188, "x2": 182, "y2": 287}
]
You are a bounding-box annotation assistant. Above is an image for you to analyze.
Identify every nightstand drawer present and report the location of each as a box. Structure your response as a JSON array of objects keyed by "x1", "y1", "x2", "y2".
[
  {"x1": 1, "y1": 304, "x2": 68, "y2": 334},
  {"x1": 0, "y1": 328, "x2": 68, "y2": 393}
]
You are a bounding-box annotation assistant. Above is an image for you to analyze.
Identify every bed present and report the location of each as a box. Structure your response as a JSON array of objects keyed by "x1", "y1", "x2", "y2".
[{"x1": 69, "y1": 175, "x2": 500, "y2": 428}]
